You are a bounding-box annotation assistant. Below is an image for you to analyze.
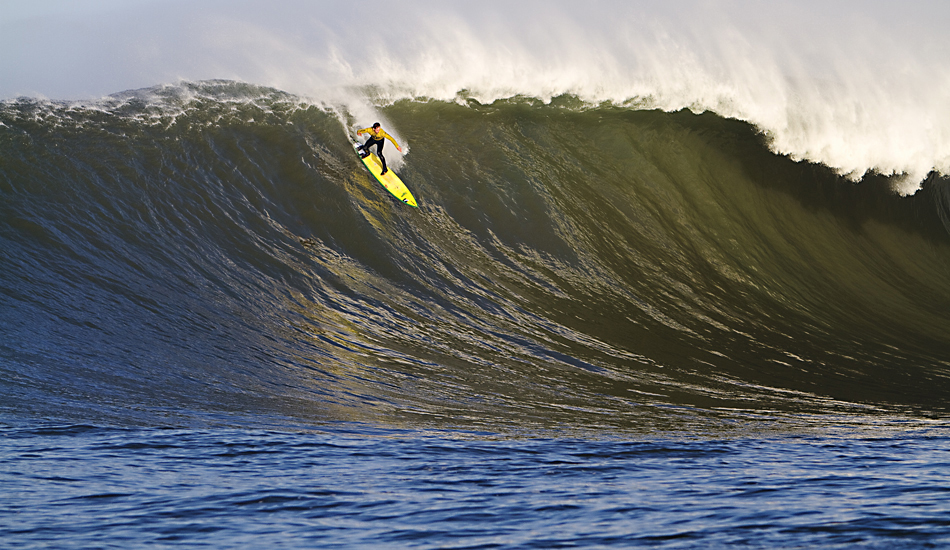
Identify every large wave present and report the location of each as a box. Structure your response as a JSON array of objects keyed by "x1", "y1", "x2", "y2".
[{"x1": 2, "y1": 82, "x2": 949, "y2": 433}]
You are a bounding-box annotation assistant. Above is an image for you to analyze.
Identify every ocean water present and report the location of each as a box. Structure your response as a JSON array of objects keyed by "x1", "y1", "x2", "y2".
[
  {"x1": 3, "y1": 81, "x2": 949, "y2": 548},
  {"x1": 3, "y1": 424, "x2": 949, "y2": 548},
  {"x1": 3, "y1": 2, "x2": 950, "y2": 547}
]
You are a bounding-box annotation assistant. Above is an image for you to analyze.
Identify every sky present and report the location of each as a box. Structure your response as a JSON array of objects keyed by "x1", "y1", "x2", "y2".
[
  {"x1": 3, "y1": 0, "x2": 405, "y2": 99},
  {"x1": 3, "y1": 0, "x2": 223, "y2": 98}
]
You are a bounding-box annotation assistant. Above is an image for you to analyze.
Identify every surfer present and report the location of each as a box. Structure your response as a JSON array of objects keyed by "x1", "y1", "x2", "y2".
[{"x1": 357, "y1": 123, "x2": 402, "y2": 175}]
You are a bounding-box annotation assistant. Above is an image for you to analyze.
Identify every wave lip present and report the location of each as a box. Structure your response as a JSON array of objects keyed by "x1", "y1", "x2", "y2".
[{"x1": 5, "y1": 1, "x2": 950, "y2": 191}]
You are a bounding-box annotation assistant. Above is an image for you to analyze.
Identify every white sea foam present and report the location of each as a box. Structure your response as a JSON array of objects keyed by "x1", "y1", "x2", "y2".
[{"x1": 3, "y1": 0, "x2": 949, "y2": 192}]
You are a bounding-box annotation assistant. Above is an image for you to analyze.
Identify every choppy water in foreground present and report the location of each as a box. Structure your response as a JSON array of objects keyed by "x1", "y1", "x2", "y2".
[{"x1": 3, "y1": 424, "x2": 950, "y2": 549}]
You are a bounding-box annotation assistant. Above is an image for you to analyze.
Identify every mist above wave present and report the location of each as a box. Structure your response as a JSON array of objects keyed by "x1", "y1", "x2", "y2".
[{"x1": 4, "y1": 0, "x2": 949, "y2": 191}]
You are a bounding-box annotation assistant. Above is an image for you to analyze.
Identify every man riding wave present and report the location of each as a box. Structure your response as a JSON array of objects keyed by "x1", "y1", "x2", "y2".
[{"x1": 357, "y1": 122, "x2": 402, "y2": 176}]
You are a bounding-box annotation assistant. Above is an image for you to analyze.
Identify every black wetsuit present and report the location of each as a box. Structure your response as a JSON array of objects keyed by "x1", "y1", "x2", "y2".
[
  {"x1": 361, "y1": 136, "x2": 388, "y2": 173},
  {"x1": 358, "y1": 126, "x2": 400, "y2": 174}
]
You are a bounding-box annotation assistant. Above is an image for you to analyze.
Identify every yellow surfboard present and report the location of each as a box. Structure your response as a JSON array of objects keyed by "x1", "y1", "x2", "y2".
[{"x1": 354, "y1": 142, "x2": 418, "y2": 208}]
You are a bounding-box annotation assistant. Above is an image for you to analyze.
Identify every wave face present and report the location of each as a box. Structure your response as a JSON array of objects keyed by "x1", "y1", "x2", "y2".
[{"x1": 2, "y1": 82, "x2": 950, "y2": 433}]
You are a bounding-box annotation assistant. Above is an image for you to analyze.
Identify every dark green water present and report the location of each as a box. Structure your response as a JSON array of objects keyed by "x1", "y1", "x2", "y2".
[{"x1": 4, "y1": 82, "x2": 947, "y2": 431}]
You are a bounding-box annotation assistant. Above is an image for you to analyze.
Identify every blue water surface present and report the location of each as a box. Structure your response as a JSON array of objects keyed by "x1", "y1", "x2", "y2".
[{"x1": 2, "y1": 423, "x2": 949, "y2": 549}]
